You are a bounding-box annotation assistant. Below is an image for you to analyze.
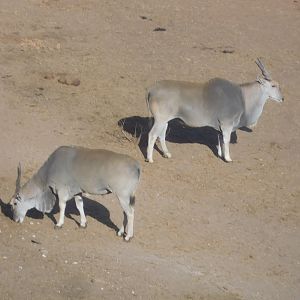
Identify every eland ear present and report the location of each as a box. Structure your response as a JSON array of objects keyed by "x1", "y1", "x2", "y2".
[
  {"x1": 15, "y1": 163, "x2": 22, "y2": 194},
  {"x1": 256, "y1": 76, "x2": 266, "y2": 85}
]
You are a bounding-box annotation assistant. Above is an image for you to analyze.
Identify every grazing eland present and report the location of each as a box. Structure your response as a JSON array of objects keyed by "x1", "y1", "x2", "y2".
[
  {"x1": 146, "y1": 58, "x2": 283, "y2": 163},
  {"x1": 9, "y1": 146, "x2": 140, "y2": 241}
]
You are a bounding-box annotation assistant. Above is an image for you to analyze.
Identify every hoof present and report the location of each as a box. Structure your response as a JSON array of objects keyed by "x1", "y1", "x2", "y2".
[
  {"x1": 163, "y1": 152, "x2": 171, "y2": 159},
  {"x1": 54, "y1": 224, "x2": 63, "y2": 230},
  {"x1": 224, "y1": 158, "x2": 233, "y2": 163},
  {"x1": 80, "y1": 223, "x2": 87, "y2": 229},
  {"x1": 117, "y1": 230, "x2": 124, "y2": 237},
  {"x1": 145, "y1": 158, "x2": 153, "y2": 163},
  {"x1": 124, "y1": 235, "x2": 132, "y2": 242}
]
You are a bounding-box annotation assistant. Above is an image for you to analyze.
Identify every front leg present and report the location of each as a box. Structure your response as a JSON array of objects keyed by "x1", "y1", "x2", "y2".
[
  {"x1": 55, "y1": 189, "x2": 69, "y2": 229},
  {"x1": 221, "y1": 128, "x2": 233, "y2": 162},
  {"x1": 75, "y1": 195, "x2": 87, "y2": 228},
  {"x1": 217, "y1": 133, "x2": 223, "y2": 157}
]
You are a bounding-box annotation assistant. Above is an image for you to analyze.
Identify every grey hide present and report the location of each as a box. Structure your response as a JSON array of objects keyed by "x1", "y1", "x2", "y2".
[
  {"x1": 9, "y1": 146, "x2": 141, "y2": 241},
  {"x1": 146, "y1": 58, "x2": 284, "y2": 163}
]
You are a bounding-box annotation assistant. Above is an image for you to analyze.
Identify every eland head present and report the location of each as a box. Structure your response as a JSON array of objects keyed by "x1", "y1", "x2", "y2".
[
  {"x1": 9, "y1": 164, "x2": 36, "y2": 223},
  {"x1": 255, "y1": 58, "x2": 284, "y2": 103}
]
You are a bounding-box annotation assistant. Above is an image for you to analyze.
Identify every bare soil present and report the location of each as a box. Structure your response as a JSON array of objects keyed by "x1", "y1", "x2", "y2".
[{"x1": 0, "y1": 1, "x2": 299, "y2": 299}]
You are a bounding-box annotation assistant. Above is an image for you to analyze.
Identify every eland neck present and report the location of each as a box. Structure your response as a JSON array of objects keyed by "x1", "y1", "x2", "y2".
[
  {"x1": 240, "y1": 81, "x2": 269, "y2": 128},
  {"x1": 21, "y1": 175, "x2": 43, "y2": 202}
]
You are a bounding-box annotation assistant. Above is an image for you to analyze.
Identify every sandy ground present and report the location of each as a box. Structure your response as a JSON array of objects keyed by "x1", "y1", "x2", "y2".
[{"x1": 0, "y1": 0, "x2": 299, "y2": 299}]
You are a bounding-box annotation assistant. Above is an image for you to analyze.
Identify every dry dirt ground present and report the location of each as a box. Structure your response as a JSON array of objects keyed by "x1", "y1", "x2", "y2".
[{"x1": 0, "y1": 0, "x2": 299, "y2": 299}]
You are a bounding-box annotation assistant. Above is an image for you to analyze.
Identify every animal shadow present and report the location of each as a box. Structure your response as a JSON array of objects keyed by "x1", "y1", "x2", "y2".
[
  {"x1": 0, "y1": 196, "x2": 118, "y2": 232},
  {"x1": 0, "y1": 198, "x2": 13, "y2": 220},
  {"x1": 48, "y1": 196, "x2": 119, "y2": 232},
  {"x1": 118, "y1": 116, "x2": 238, "y2": 158}
]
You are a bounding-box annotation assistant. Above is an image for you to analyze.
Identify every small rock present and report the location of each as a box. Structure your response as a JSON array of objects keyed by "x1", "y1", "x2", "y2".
[
  {"x1": 43, "y1": 74, "x2": 55, "y2": 80},
  {"x1": 58, "y1": 76, "x2": 80, "y2": 86},
  {"x1": 71, "y1": 79, "x2": 80, "y2": 86},
  {"x1": 31, "y1": 239, "x2": 41, "y2": 245},
  {"x1": 39, "y1": 248, "x2": 48, "y2": 257},
  {"x1": 222, "y1": 49, "x2": 234, "y2": 54},
  {"x1": 153, "y1": 27, "x2": 166, "y2": 32},
  {"x1": 72, "y1": 261, "x2": 78, "y2": 265}
]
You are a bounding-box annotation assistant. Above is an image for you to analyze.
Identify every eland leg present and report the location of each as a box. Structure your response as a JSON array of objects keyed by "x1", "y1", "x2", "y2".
[
  {"x1": 75, "y1": 195, "x2": 87, "y2": 228},
  {"x1": 117, "y1": 194, "x2": 135, "y2": 241},
  {"x1": 55, "y1": 189, "x2": 69, "y2": 228},
  {"x1": 146, "y1": 121, "x2": 166, "y2": 163},
  {"x1": 217, "y1": 133, "x2": 223, "y2": 157},
  {"x1": 221, "y1": 127, "x2": 233, "y2": 162},
  {"x1": 117, "y1": 212, "x2": 127, "y2": 238},
  {"x1": 159, "y1": 123, "x2": 171, "y2": 159}
]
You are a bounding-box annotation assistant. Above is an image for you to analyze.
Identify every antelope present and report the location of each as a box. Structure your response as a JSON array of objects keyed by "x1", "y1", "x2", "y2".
[
  {"x1": 9, "y1": 146, "x2": 141, "y2": 241},
  {"x1": 146, "y1": 58, "x2": 283, "y2": 163}
]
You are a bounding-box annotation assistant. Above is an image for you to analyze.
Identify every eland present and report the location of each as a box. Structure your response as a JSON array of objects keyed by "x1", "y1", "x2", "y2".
[
  {"x1": 146, "y1": 58, "x2": 284, "y2": 163},
  {"x1": 9, "y1": 146, "x2": 141, "y2": 241}
]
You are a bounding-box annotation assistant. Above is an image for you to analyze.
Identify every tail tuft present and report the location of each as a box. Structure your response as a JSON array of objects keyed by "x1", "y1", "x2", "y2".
[
  {"x1": 130, "y1": 194, "x2": 135, "y2": 207},
  {"x1": 145, "y1": 89, "x2": 154, "y2": 130}
]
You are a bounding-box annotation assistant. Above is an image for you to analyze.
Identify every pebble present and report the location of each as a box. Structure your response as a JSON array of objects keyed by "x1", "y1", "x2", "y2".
[
  {"x1": 72, "y1": 261, "x2": 78, "y2": 265},
  {"x1": 3, "y1": 256, "x2": 7, "y2": 259},
  {"x1": 30, "y1": 222, "x2": 34, "y2": 225},
  {"x1": 39, "y1": 249, "x2": 48, "y2": 258}
]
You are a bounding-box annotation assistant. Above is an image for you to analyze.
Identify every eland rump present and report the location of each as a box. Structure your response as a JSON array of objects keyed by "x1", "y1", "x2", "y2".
[
  {"x1": 9, "y1": 146, "x2": 140, "y2": 241},
  {"x1": 146, "y1": 58, "x2": 284, "y2": 163}
]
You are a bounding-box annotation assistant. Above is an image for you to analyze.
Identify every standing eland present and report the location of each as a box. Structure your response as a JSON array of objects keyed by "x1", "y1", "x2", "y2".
[
  {"x1": 146, "y1": 58, "x2": 284, "y2": 163},
  {"x1": 9, "y1": 146, "x2": 141, "y2": 241}
]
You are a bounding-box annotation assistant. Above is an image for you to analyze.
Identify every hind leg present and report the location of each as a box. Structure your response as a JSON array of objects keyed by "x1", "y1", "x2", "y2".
[
  {"x1": 159, "y1": 123, "x2": 171, "y2": 159},
  {"x1": 117, "y1": 212, "x2": 127, "y2": 237},
  {"x1": 147, "y1": 121, "x2": 166, "y2": 163},
  {"x1": 117, "y1": 195, "x2": 135, "y2": 241},
  {"x1": 75, "y1": 195, "x2": 87, "y2": 228}
]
